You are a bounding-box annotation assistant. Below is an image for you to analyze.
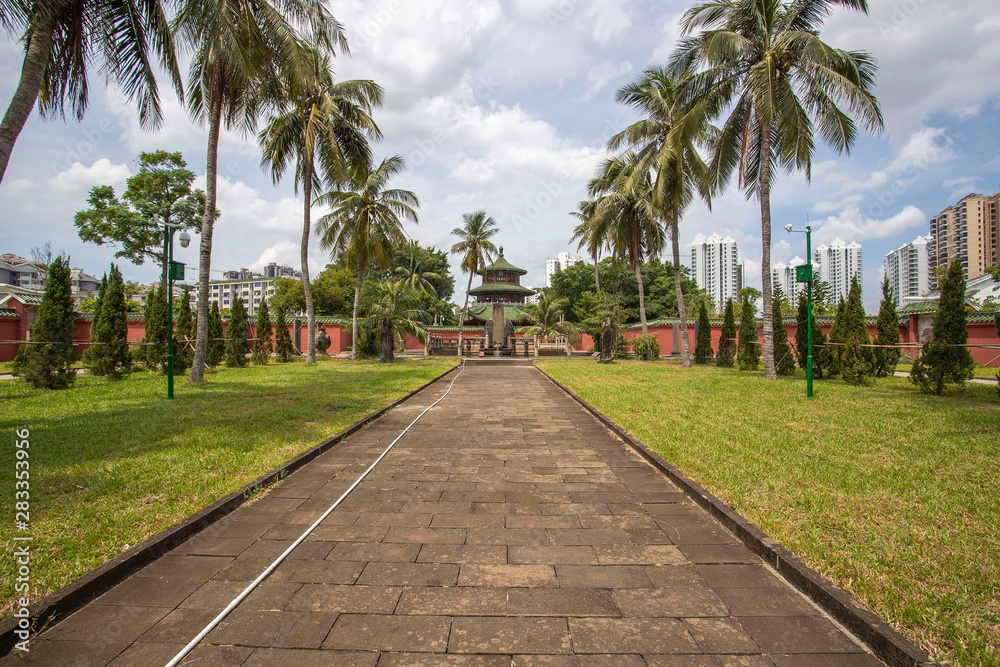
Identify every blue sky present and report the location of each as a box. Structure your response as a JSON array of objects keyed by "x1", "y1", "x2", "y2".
[{"x1": 1, "y1": 0, "x2": 998, "y2": 311}]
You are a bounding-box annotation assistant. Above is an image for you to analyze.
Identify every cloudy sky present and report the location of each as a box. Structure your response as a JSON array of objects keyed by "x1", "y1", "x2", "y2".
[{"x1": 1, "y1": 0, "x2": 999, "y2": 310}]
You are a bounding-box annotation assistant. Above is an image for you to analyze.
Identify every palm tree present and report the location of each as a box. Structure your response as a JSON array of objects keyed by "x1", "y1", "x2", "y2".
[
  {"x1": 588, "y1": 157, "x2": 665, "y2": 340},
  {"x1": 516, "y1": 292, "x2": 579, "y2": 342},
  {"x1": 363, "y1": 279, "x2": 429, "y2": 362},
  {"x1": 569, "y1": 199, "x2": 603, "y2": 294},
  {"x1": 450, "y1": 211, "x2": 498, "y2": 352},
  {"x1": 175, "y1": 0, "x2": 345, "y2": 382},
  {"x1": 259, "y1": 42, "x2": 383, "y2": 364},
  {"x1": 609, "y1": 65, "x2": 714, "y2": 367},
  {"x1": 0, "y1": 0, "x2": 182, "y2": 184},
  {"x1": 315, "y1": 155, "x2": 419, "y2": 360},
  {"x1": 394, "y1": 240, "x2": 443, "y2": 297},
  {"x1": 671, "y1": 0, "x2": 883, "y2": 379}
]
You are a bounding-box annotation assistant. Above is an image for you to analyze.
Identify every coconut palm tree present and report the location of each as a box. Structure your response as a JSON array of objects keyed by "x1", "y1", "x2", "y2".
[
  {"x1": 569, "y1": 199, "x2": 603, "y2": 294},
  {"x1": 609, "y1": 65, "x2": 714, "y2": 367},
  {"x1": 588, "y1": 157, "x2": 665, "y2": 340},
  {"x1": 0, "y1": 0, "x2": 182, "y2": 184},
  {"x1": 315, "y1": 155, "x2": 419, "y2": 360},
  {"x1": 394, "y1": 240, "x2": 443, "y2": 297},
  {"x1": 450, "y1": 211, "x2": 498, "y2": 352},
  {"x1": 175, "y1": 0, "x2": 345, "y2": 382},
  {"x1": 259, "y1": 42, "x2": 383, "y2": 364},
  {"x1": 363, "y1": 279, "x2": 429, "y2": 362},
  {"x1": 671, "y1": 0, "x2": 883, "y2": 379},
  {"x1": 516, "y1": 292, "x2": 579, "y2": 341}
]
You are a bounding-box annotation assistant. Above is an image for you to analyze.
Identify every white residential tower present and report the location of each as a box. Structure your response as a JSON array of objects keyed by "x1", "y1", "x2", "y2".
[{"x1": 691, "y1": 233, "x2": 741, "y2": 310}]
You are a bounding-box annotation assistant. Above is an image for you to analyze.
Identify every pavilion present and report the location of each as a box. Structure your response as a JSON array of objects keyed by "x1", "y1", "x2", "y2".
[{"x1": 463, "y1": 248, "x2": 535, "y2": 325}]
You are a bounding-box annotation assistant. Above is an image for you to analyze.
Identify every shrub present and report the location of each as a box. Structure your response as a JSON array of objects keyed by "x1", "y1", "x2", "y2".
[
  {"x1": 694, "y1": 301, "x2": 713, "y2": 363},
  {"x1": 794, "y1": 293, "x2": 825, "y2": 379},
  {"x1": 13, "y1": 257, "x2": 78, "y2": 388},
  {"x1": 252, "y1": 300, "x2": 272, "y2": 365},
  {"x1": 174, "y1": 287, "x2": 194, "y2": 374},
  {"x1": 633, "y1": 335, "x2": 660, "y2": 361},
  {"x1": 873, "y1": 277, "x2": 901, "y2": 377},
  {"x1": 225, "y1": 297, "x2": 250, "y2": 367},
  {"x1": 839, "y1": 276, "x2": 874, "y2": 386},
  {"x1": 273, "y1": 307, "x2": 296, "y2": 362},
  {"x1": 86, "y1": 264, "x2": 131, "y2": 379},
  {"x1": 207, "y1": 301, "x2": 224, "y2": 368},
  {"x1": 716, "y1": 299, "x2": 736, "y2": 367},
  {"x1": 737, "y1": 298, "x2": 759, "y2": 371},
  {"x1": 773, "y1": 298, "x2": 796, "y2": 375},
  {"x1": 911, "y1": 260, "x2": 976, "y2": 394}
]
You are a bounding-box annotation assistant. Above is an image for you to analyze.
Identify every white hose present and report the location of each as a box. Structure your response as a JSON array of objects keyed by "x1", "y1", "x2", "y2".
[{"x1": 165, "y1": 360, "x2": 466, "y2": 667}]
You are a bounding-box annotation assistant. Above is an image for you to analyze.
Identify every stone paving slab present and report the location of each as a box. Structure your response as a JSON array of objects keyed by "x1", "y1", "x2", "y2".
[{"x1": 3, "y1": 363, "x2": 885, "y2": 666}]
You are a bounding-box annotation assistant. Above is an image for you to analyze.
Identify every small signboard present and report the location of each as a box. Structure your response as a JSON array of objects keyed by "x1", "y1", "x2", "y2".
[
  {"x1": 169, "y1": 261, "x2": 185, "y2": 281},
  {"x1": 795, "y1": 264, "x2": 812, "y2": 283}
]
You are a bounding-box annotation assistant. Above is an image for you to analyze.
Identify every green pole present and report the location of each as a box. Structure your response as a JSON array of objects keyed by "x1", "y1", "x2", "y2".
[
  {"x1": 166, "y1": 227, "x2": 174, "y2": 399},
  {"x1": 806, "y1": 225, "x2": 813, "y2": 398}
]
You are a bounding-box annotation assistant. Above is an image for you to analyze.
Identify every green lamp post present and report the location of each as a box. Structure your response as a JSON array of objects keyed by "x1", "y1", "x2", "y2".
[
  {"x1": 162, "y1": 224, "x2": 191, "y2": 399},
  {"x1": 785, "y1": 224, "x2": 813, "y2": 398}
]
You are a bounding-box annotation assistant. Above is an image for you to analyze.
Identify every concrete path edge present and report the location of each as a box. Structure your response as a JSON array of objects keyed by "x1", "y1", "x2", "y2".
[
  {"x1": 533, "y1": 363, "x2": 942, "y2": 667},
  {"x1": 0, "y1": 361, "x2": 460, "y2": 657}
]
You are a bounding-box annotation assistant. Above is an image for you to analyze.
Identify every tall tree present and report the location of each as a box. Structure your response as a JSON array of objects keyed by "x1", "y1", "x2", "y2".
[
  {"x1": 673, "y1": 0, "x2": 883, "y2": 379},
  {"x1": 12, "y1": 257, "x2": 77, "y2": 388},
  {"x1": 75, "y1": 151, "x2": 206, "y2": 293},
  {"x1": 873, "y1": 277, "x2": 901, "y2": 377},
  {"x1": 569, "y1": 199, "x2": 602, "y2": 294},
  {"x1": 362, "y1": 280, "x2": 428, "y2": 362},
  {"x1": 252, "y1": 299, "x2": 272, "y2": 365},
  {"x1": 911, "y1": 260, "x2": 976, "y2": 394},
  {"x1": 694, "y1": 300, "x2": 713, "y2": 364},
  {"x1": 737, "y1": 295, "x2": 759, "y2": 371},
  {"x1": 226, "y1": 297, "x2": 249, "y2": 367},
  {"x1": 259, "y1": 42, "x2": 383, "y2": 364},
  {"x1": 394, "y1": 240, "x2": 444, "y2": 297},
  {"x1": 716, "y1": 297, "x2": 736, "y2": 367},
  {"x1": 175, "y1": 0, "x2": 344, "y2": 382},
  {"x1": 0, "y1": 0, "x2": 181, "y2": 184},
  {"x1": 610, "y1": 65, "x2": 713, "y2": 367},
  {"x1": 840, "y1": 276, "x2": 873, "y2": 386},
  {"x1": 588, "y1": 157, "x2": 665, "y2": 341},
  {"x1": 315, "y1": 155, "x2": 419, "y2": 360},
  {"x1": 516, "y1": 292, "x2": 579, "y2": 341},
  {"x1": 451, "y1": 211, "x2": 499, "y2": 352}
]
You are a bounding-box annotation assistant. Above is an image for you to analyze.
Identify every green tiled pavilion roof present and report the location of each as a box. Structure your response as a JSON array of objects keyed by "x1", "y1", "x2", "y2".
[
  {"x1": 477, "y1": 248, "x2": 527, "y2": 275},
  {"x1": 469, "y1": 282, "x2": 536, "y2": 296}
]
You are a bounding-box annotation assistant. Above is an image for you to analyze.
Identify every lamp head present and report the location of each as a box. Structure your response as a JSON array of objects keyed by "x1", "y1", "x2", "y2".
[
  {"x1": 784, "y1": 224, "x2": 793, "y2": 233},
  {"x1": 179, "y1": 231, "x2": 191, "y2": 248}
]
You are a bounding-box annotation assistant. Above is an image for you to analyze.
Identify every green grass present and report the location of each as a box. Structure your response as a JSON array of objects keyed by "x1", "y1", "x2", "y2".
[
  {"x1": 0, "y1": 357, "x2": 456, "y2": 617},
  {"x1": 537, "y1": 359, "x2": 1000, "y2": 667},
  {"x1": 895, "y1": 361, "x2": 998, "y2": 379}
]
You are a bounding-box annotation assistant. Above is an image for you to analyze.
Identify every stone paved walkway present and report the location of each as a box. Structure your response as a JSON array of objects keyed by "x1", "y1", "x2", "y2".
[{"x1": 5, "y1": 363, "x2": 884, "y2": 666}]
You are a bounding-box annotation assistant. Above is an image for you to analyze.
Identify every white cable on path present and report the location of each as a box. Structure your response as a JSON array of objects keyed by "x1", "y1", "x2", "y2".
[{"x1": 165, "y1": 360, "x2": 467, "y2": 667}]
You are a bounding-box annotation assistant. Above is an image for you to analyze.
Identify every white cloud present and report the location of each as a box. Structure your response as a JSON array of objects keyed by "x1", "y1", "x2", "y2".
[
  {"x1": 580, "y1": 60, "x2": 633, "y2": 101},
  {"x1": 51, "y1": 159, "x2": 131, "y2": 193},
  {"x1": 814, "y1": 205, "x2": 926, "y2": 246},
  {"x1": 942, "y1": 176, "x2": 978, "y2": 199}
]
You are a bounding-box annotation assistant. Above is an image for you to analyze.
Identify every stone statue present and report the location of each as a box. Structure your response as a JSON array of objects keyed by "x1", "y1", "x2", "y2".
[
  {"x1": 316, "y1": 324, "x2": 331, "y2": 355},
  {"x1": 484, "y1": 319, "x2": 494, "y2": 347},
  {"x1": 599, "y1": 317, "x2": 614, "y2": 363},
  {"x1": 504, "y1": 319, "x2": 514, "y2": 349}
]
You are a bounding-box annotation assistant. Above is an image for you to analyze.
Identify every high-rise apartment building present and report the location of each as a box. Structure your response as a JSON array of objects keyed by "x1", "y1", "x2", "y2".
[
  {"x1": 884, "y1": 235, "x2": 931, "y2": 308},
  {"x1": 772, "y1": 256, "x2": 818, "y2": 304},
  {"x1": 263, "y1": 262, "x2": 302, "y2": 279},
  {"x1": 929, "y1": 192, "x2": 998, "y2": 287},
  {"x1": 545, "y1": 252, "x2": 583, "y2": 286},
  {"x1": 691, "y1": 233, "x2": 741, "y2": 310},
  {"x1": 194, "y1": 277, "x2": 277, "y2": 317},
  {"x1": 814, "y1": 238, "x2": 862, "y2": 302}
]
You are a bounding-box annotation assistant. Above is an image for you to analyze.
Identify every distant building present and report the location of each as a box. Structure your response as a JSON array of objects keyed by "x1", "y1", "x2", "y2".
[
  {"x1": 0, "y1": 253, "x2": 45, "y2": 291},
  {"x1": 524, "y1": 287, "x2": 540, "y2": 305},
  {"x1": 929, "y1": 191, "x2": 999, "y2": 288},
  {"x1": 884, "y1": 235, "x2": 931, "y2": 308},
  {"x1": 813, "y1": 238, "x2": 862, "y2": 303},
  {"x1": 69, "y1": 268, "x2": 101, "y2": 295},
  {"x1": 545, "y1": 252, "x2": 583, "y2": 287},
  {"x1": 262, "y1": 262, "x2": 301, "y2": 279},
  {"x1": 772, "y1": 256, "x2": 818, "y2": 304},
  {"x1": 691, "y1": 233, "x2": 741, "y2": 310},
  {"x1": 194, "y1": 277, "x2": 277, "y2": 317}
]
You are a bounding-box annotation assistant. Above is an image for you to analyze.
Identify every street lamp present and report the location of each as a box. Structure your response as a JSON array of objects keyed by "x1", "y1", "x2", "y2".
[
  {"x1": 163, "y1": 224, "x2": 190, "y2": 399},
  {"x1": 785, "y1": 223, "x2": 813, "y2": 398}
]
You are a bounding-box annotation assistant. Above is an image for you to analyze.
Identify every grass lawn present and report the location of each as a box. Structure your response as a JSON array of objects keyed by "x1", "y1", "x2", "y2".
[
  {"x1": 0, "y1": 357, "x2": 456, "y2": 617},
  {"x1": 895, "y1": 361, "x2": 998, "y2": 379},
  {"x1": 537, "y1": 359, "x2": 1000, "y2": 667}
]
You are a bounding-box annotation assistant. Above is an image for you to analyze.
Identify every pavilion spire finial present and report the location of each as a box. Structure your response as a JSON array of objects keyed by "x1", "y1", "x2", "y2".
[{"x1": 499, "y1": 246, "x2": 504, "y2": 257}]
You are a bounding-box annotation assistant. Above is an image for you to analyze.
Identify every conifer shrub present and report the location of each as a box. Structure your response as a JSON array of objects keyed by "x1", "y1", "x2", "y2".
[
  {"x1": 840, "y1": 277, "x2": 875, "y2": 386},
  {"x1": 873, "y1": 278, "x2": 901, "y2": 377},
  {"x1": 694, "y1": 301, "x2": 713, "y2": 364},
  {"x1": 716, "y1": 299, "x2": 736, "y2": 367},
  {"x1": 273, "y1": 307, "x2": 296, "y2": 362},
  {"x1": 821, "y1": 298, "x2": 846, "y2": 377},
  {"x1": 140, "y1": 285, "x2": 168, "y2": 371},
  {"x1": 207, "y1": 301, "x2": 224, "y2": 368},
  {"x1": 252, "y1": 300, "x2": 273, "y2": 365},
  {"x1": 794, "y1": 293, "x2": 825, "y2": 379},
  {"x1": 772, "y1": 298, "x2": 796, "y2": 375},
  {"x1": 226, "y1": 298, "x2": 250, "y2": 367},
  {"x1": 12, "y1": 257, "x2": 78, "y2": 388},
  {"x1": 737, "y1": 298, "x2": 759, "y2": 371},
  {"x1": 911, "y1": 260, "x2": 976, "y2": 394},
  {"x1": 87, "y1": 265, "x2": 131, "y2": 378},
  {"x1": 174, "y1": 287, "x2": 194, "y2": 374}
]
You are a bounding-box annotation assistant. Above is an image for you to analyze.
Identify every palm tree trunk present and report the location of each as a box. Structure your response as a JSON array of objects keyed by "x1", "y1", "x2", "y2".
[
  {"x1": 188, "y1": 89, "x2": 222, "y2": 383},
  {"x1": 457, "y1": 270, "x2": 473, "y2": 355},
  {"x1": 635, "y1": 262, "x2": 648, "y2": 340},
  {"x1": 351, "y1": 262, "x2": 363, "y2": 360},
  {"x1": 301, "y1": 161, "x2": 315, "y2": 364},
  {"x1": 0, "y1": 13, "x2": 55, "y2": 185},
  {"x1": 759, "y1": 122, "x2": 776, "y2": 380},
  {"x1": 671, "y1": 215, "x2": 690, "y2": 366},
  {"x1": 593, "y1": 253, "x2": 601, "y2": 294}
]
